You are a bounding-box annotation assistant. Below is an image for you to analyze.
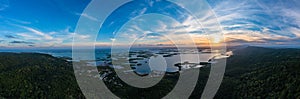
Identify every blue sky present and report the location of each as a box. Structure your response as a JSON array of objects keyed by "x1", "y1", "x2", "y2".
[{"x1": 0, "y1": 0, "x2": 299, "y2": 48}]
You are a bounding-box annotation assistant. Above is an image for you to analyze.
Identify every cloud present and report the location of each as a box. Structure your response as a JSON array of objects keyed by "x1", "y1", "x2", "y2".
[
  {"x1": 139, "y1": 8, "x2": 147, "y2": 15},
  {"x1": 226, "y1": 37, "x2": 268, "y2": 45},
  {"x1": 70, "y1": 33, "x2": 91, "y2": 40},
  {"x1": 17, "y1": 33, "x2": 42, "y2": 40},
  {"x1": 202, "y1": 0, "x2": 300, "y2": 45},
  {"x1": 4, "y1": 35, "x2": 17, "y2": 38},
  {"x1": 289, "y1": 27, "x2": 300, "y2": 38},
  {"x1": 7, "y1": 18, "x2": 31, "y2": 24},
  {"x1": 4, "y1": 0, "x2": 300, "y2": 47},
  {"x1": 281, "y1": 8, "x2": 300, "y2": 28},
  {"x1": 8, "y1": 26, "x2": 93, "y2": 47},
  {"x1": 28, "y1": 45, "x2": 35, "y2": 47},
  {"x1": 10, "y1": 41, "x2": 34, "y2": 44},
  {"x1": 76, "y1": 13, "x2": 99, "y2": 22},
  {"x1": 108, "y1": 0, "x2": 300, "y2": 47},
  {"x1": 226, "y1": 38, "x2": 250, "y2": 44},
  {"x1": 0, "y1": 0, "x2": 9, "y2": 11},
  {"x1": 16, "y1": 25, "x2": 53, "y2": 40},
  {"x1": 110, "y1": 38, "x2": 116, "y2": 41}
]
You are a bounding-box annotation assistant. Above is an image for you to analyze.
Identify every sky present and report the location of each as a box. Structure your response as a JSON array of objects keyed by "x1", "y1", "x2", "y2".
[{"x1": 0, "y1": 0, "x2": 299, "y2": 48}]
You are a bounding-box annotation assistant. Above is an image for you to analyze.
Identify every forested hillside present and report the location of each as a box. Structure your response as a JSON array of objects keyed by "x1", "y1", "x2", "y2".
[
  {"x1": 0, "y1": 46, "x2": 299, "y2": 98},
  {"x1": 215, "y1": 46, "x2": 300, "y2": 98},
  {"x1": 0, "y1": 53, "x2": 84, "y2": 98}
]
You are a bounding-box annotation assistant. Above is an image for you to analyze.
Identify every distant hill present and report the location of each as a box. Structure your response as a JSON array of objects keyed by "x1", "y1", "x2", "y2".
[{"x1": 0, "y1": 53, "x2": 84, "y2": 98}]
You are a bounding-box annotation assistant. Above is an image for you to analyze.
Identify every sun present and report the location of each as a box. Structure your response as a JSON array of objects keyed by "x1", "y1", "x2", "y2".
[
  {"x1": 213, "y1": 38, "x2": 221, "y2": 43},
  {"x1": 211, "y1": 36, "x2": 223, "y2": 44}
]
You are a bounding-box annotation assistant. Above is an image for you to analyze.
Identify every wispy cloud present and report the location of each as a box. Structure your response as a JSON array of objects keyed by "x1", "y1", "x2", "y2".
[
  {"x1": 111, "y1": 0, "x2": 300, "y2": 47},
  {"x1": 0, "y1": 0, "x2": 9, "y2": 11},
  {"x1": 289, "y1": 27, "x2": 300, "y2": 38},
  {"x1": 76, "y1": 13, "x2": 99, "y2": 22},
  {"x1": 70, "y1": 33, "x2": 90, "y2": 40},
  {"x1": 2, "y1": 0, "x2": 299, "y2": 48},
  {"x1": 17, "y1": 25, "x2": 53, "y2": 40},
  {"x1": 17, "y1": 33, "x2": 42, "y2": 40},
  {"x1": 204, "y1": 0, "x2": 300, "y2": 45},
  {"x1": 281, "y1": 8, "x2": 300, "y2": 28},
  {"x1": 28, "y1": 45, "x2": 34, "y2": 47},
  {"x1": 7, "y1": 18, "x2": 31, "y2": 24},
  {"x1": 8, "y1": 25, "x2": 93, "y2": 47},
  {"x1": 10, "y1": 41, "x2": 34, "y2": 44},
  {"x1": 4, "y1": 35, "x2": 17, "y2": 39}
]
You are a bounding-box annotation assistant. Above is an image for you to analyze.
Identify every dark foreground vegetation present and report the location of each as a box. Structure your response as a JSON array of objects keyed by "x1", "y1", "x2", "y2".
[
  {"x1": 0, "y1": 53, "x2": 84, "y2": 98},
  {"x1": 215, "y1": 46, "x2": 300, "y2": 98},
  {"x1": 98, "y1": 66, "x2": 181, "y2": 98},
  {"x1": 0, "y1": 46, "x2": 299, "y2": 98}
]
